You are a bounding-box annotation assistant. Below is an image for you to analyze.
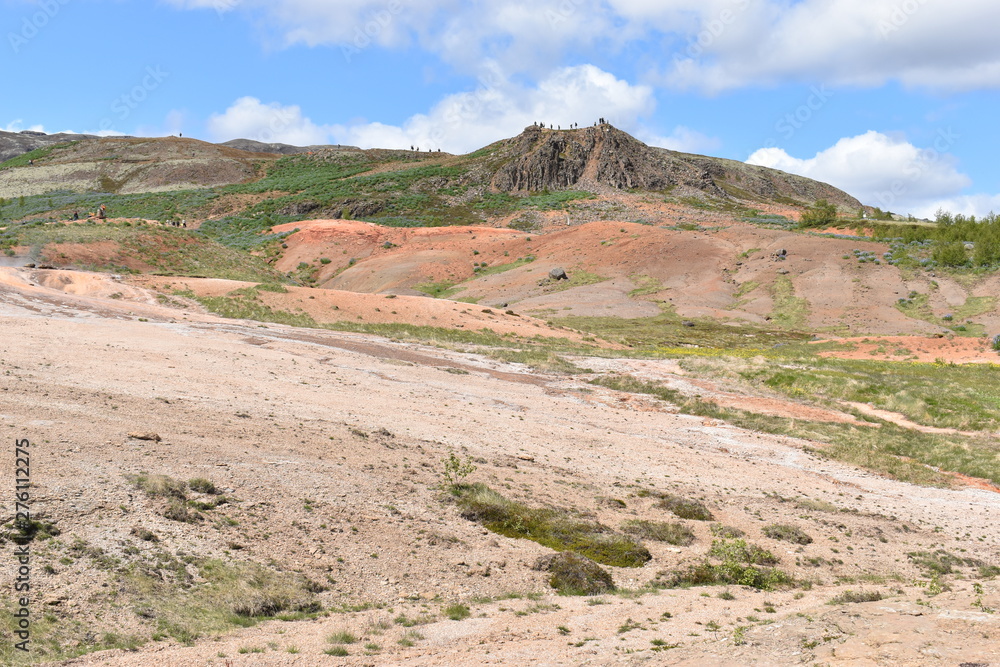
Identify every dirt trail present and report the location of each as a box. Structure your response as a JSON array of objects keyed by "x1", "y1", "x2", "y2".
[{"x1": 843, "y1": 401, "x2": 993, "y2": 437}]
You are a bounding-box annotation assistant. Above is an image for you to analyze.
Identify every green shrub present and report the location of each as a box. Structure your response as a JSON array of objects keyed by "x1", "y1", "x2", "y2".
[
  {"x1": 932, "y1": 241, "x2": 968, "y2": 267},
  {"x1": 535, "y1": 552, "x2": 615, "y2": 595},
  {"x1": 621, "y1": 520, "x2": 695, "y2": 546},
  {"x1": 163, "y1": 500, "x2": 198, "y2": 523},
  {"x1": 710, "y1": 525, "x2": 746, "y2": 539},
  {"x1": 455, "y1": 484, "x2": 650, "y2": 567},
  {"x1": 656, "y1": 494, "x2": 714, "y2": 521},
  {"x1": 444, "y1": 604, "x2": 470, "y2": 620},
  {"x1": 654, "y1": 538, "x2": 792, "y2": 591},
  {"x1": 762, "y1": 524, "x2": 812, "y2": 545},
  {"x1": 130, "y1": 474, "x2": 187, "y2": 499},
  {"x1": 799, "y1": 199, "x2": 837, "y2": 228},
  {"x1": 188, "y1": 478, "x2": 218, "y2": 494}
]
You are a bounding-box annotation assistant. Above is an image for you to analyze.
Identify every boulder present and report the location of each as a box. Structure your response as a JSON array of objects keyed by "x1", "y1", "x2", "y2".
[{"x1": 549, "y1": 267, "x2": 569, "y2": 281}]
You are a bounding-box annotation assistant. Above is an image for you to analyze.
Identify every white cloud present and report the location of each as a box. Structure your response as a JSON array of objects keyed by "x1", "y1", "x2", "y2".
[
  {"x1": 640, "y1": 126, "x2": 721, "y2": 154},
  {"x1": 913, "y1": 194, "x2": 1000, "y2": 220},
  {"x1": 331, "y1": 65, "x2": 658, "y2": 153},
  {"x1": 747, "y1": 130, "x2": 974, "y2": 215},
  {"x1": 4, "y1": 120, "x2": 45, "y2": 133},
  {"x1": 164, "y1": 0, "x2": 619, "y2": 74},
  {"x1": 166, "y1": 0, "x2": 1000, "y2": 92},
  {"x1": 206, "y1": 97, "x2": 333, "y2": 145},
  {"x1": 134, "y1": 110, "x2": 188, "y2": 138},
  {"x1": 654, "y1": 0, "x2": 1000, "y2": 93},
  {"x1": 204, "y1": 65, "x2": 672, "y2": 154}
]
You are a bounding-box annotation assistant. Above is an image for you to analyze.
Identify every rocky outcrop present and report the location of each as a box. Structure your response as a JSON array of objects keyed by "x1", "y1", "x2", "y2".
[{"x1": 486, "y1": 124, "x2": 862, "y2": 210}]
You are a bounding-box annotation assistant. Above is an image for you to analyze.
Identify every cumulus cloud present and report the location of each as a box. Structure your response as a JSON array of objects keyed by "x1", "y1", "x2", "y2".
[
  {"x1": 134, "y1": 110, "x2": 188, "y2": 139},
  {"x1": 206, "y1": 65, "x2": 676, "y2": 154},
  {"x1": 747, "y1": 130, "x2": 974, "y2": 216},
  {"x1": 4, "y1": 120, "x2": 45, "y2": 133},
  {"x1": 166, "y1": 0, "x2": 1000, "y2": 92},
  {"x1": 163, "y1": 0, "x2": 618, "y2": 73},
  {"x1": 206, "y1": 97, "x2": 333, "y2": 145},
  {"x1": 656, "y1": 0, "x2": 1000, "y2": 93},
  {"x1": 332, "y1": 65, "x2": 659, "y2": 152},
  {"x1": 640, "y1": 126, "x2": 721, "y2": 154},
  {"x1": 917, "y1": 194, "x2": 1000, "y2": 219}
]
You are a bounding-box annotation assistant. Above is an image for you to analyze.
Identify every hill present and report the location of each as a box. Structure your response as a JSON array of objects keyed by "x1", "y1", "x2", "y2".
[
  {"x1": 1, "y1": 124, "x2": 999, "y2": 666},
  {"x1": 484, "y1": 124, "x2": 861, "y2": 210},
  {"x1": 0, "y1": 124, "x2": 860, "y2": 223},
  {"x1": 0, "y1": 129, "x2": 98, "y2": 163},
  {"x1": 221, "y1": 138, "x2": 361, "y2": 155},
  {"x1": 0, "y1": 136, "x2": 277, "y2": 199}
]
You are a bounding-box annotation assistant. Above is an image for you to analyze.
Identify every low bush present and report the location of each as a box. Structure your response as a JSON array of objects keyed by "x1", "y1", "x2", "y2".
[
  {"x1": 621, "y1": 520, "x2": 694, "y2": 546},
  {"x1": 188, "y1": 478, "x2": 218, "y2": 495},
  {"x1": 454, "y1": 483, "x2": 650, "y2": 567},
  {"x1": 656, "y1": 494, "x2": 714, "y2": 521},
  {"x1": 131, "y1": 474, "x2": 187, "y2": 499},
  {"x1": 534, "y1": 552, "x2": 615, "y2": 595},
  {"x1": 653, "y1": 538, "x2": 792, "y2": 591},
  {"x1": 444, "y1": 604, "x2": 470, "y2": 620},
  {"x1": 763, "y1": 524, "x2": 813, "y2": 545},
  {"x1": 829, "y1": 590, "x2": 884, "y2": 604}
]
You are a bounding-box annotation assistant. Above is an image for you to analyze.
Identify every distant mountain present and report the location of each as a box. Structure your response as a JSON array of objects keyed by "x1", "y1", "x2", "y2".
[
  {"x1": 0, "y1": 129, "x2": 100, "y2": 163},
  {"x1": 221, "y1": 139, "x2": 360, "y2": 155}
]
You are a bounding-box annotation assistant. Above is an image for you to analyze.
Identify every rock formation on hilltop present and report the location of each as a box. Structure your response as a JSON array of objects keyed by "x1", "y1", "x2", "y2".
[{"x1": 486, "y1": 124, "x2": 861, "y2": 210}]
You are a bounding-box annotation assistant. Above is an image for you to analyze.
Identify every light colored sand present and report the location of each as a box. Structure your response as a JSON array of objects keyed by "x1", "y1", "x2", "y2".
[{"x1": 0, "y1": 268, "x2": 998, "y2": 666}]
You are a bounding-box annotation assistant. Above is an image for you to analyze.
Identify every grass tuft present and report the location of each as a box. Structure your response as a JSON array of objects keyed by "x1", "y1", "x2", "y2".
[
  {"x1": 828, "y1": 590, "x2": 884, "y2": 604},
  {"x1": 621, "y1": 520, "x2": 695, "y2": 545},
  {"x1": 454, "y1": 483, "x2": 650, "y2": 567},
  {"x1": 656, "y1": 494, "x2": 714, "y2": 521}
]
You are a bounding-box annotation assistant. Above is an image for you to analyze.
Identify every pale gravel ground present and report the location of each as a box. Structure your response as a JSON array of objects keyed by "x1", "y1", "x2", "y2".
[{"x1": 1, "y1": 268, "x2": 999, "y2": 666}]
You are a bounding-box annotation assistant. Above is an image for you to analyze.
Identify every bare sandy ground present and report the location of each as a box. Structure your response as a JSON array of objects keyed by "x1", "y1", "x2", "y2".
[
  {"x1": 1, "y1": 269, "x2": 999, "y2": 666},
  {"x1": 268, "y1": 217, "x2": 1000, "y2": 338},
  {"x1": 817, "y1": 335, "x2": 1000, "y2": 364}
]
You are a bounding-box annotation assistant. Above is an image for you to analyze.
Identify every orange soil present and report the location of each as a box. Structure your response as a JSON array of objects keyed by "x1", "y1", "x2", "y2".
[{"x1": 817, "y1": 335, "x2": 1000, "y2": 364}]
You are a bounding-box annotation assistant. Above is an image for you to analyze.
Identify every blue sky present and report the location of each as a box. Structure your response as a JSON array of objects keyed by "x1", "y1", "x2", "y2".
[{"x1": 3, "y1": 0, "x2": 1000, "y2": 217}]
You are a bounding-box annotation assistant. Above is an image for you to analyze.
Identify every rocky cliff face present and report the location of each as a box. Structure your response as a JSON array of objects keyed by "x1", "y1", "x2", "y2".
[{"x1": 486, "y1": 125, "x2": 861, "y2": 210}]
